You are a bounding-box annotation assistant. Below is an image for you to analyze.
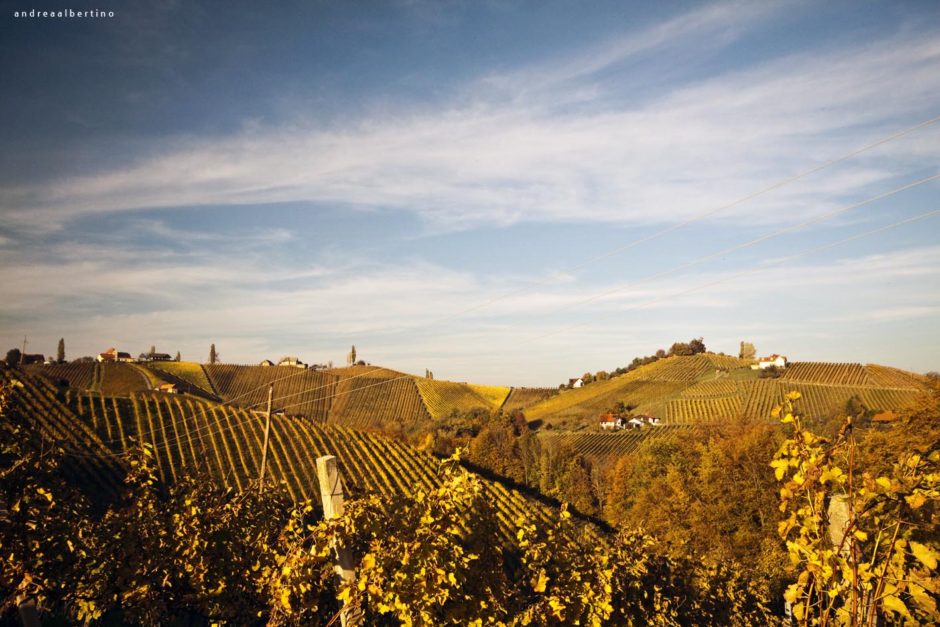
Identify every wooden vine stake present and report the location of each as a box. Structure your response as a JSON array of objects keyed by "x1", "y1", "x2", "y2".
[{"x1": 316, "y1": 455, "x2": 359, "y2": 626}]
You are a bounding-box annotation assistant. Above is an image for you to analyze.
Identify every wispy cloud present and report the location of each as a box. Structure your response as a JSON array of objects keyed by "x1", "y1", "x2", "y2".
[{"x1": 4, "y1": 10, "x2": 938, "y2": 234}]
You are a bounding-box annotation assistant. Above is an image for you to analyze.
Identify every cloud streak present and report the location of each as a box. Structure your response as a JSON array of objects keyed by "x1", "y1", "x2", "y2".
[{"x1": 4, "y1": 9, "x2": 939, "y2": 234}]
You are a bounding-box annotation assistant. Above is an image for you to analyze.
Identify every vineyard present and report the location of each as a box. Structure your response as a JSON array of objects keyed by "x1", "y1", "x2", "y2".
[
  {"x1": 204, "y1": 364, "x2": 338, "y2": 420},
  {"x1": 326, "y1": 375, "x2": 432, "y2": 429},
  {"x1": 628, "y1": 355, "x2": 716, "y2": 382},
  {"x1": 25, "y1": 362, "x2": 96, "y2": 390},
  {"x1": 700, "y1": 353, "x2": 751, "y2": 370},
  {"x1": 739, "y1": 380, "x2": 921, "y2": 421},
  {"x1": 864, "y1": 364, "x2": 924, "y2": 389},
  {"x1": 413, "y1": 378, "x2": 509, "y2": 420},
  {"x1": 500, "y1": 387, "x2": 559, "y2": 413},
  {"x1": 665, "y1": 396, "x2": 744, "y2": 424},
  {"x1": 538, "y1": 425, "x2": 691, "y2": 463},
  {"x1": 525, "y1": 377, "x2": 686, "y2": 425},
  {"x1": 782, "y1": 362, "x2": 872, "y2": 386},
  {"x1": 0, "y1": 372, "x2": 567, "y2": 540},
  {"x1": 17, "y1": 357, "x2": 927, "y2": 436},
  {"x1": 98, "y1": 362, "x2": 153, "y2": 395},
  {"x1": 680, "y1": 378, "x2": 741, "y2": 398},
  {"x1": 327, "y1": 364, "x2": 410, "y2": 380},
  {"x1": 1, "y1": 370, "x2": 125, "y2": 501},
  {"x1": 148, "y1": 361, "x2": 217, "y2": 396}
]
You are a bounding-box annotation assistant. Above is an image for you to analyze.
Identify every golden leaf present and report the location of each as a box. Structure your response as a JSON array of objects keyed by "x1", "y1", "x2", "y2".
[{"x1": 910, "y1": 541, "x2": 938, "y2": 570}]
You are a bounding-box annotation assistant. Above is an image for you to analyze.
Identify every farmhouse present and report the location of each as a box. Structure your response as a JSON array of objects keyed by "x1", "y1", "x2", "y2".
[
  {"x1": 260, "y1": 359, "x2": 275, "y2": 367},
  {"x1": 751, "y1": 354, "x2": 787, "y2": 370},
  {"x1": 138, "y1": 352, "x2": 173, "y2": 362},
  {"x1": 600, "y1": 414, "x2": 625, "y2": 430},
  {"x1": 278, "y1": 356, "x2": 306, "y2": 368},
  {"x1": 154, "y1": 383, "x2": 179, "y2": 394},
  {"x1": 629, "y1": 415, "x2": 661, "y2": 428},
  {"x1": 569, "y1": 377, "x2": 584, "y2": 389},
  {"x1": 97, "y1": 348, "x2": 133, "y2": 362}
]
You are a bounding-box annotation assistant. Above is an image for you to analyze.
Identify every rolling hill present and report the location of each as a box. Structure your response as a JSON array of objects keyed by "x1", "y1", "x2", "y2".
[
  {"x1": 3, "y1": 368, "x2": 582, "y2": 542},
  {"x1": 22, "y1": 355, "x2": 927, "y2": 469}
]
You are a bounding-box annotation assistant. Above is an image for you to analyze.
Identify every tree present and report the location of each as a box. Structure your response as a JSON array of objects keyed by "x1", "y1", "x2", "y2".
[
  {"x1": 689, "y1": 337, "x2": 706, "y2": 354},
  {"x1": 5, "y1": 348, "x2": 21, "y2": 368},
  {"x1": 208, "y1": 344, "x2": 218, "y2": 365},
  {"x1": 149, "y1": 345, "x2": 156, "y2": 358},
  {"x1": 739, "y1": 341, "x2": 757, "y2": 360},
  {"x1": 57, "y1": 338, "x2": 65, "y2": 363},
  {"x1": 348, "y1": 345, "x2": 357, "y2": 366},
  {"x1": 669, "y1": 342, "x2": 693, "y2": 357},
  {"x1": 175, "y1": 351, "x2": 181, "y2": 362}
]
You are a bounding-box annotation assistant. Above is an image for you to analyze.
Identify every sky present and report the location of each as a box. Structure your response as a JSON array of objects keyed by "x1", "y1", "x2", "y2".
[{"x1": 1, "y1": 0, "x2": 939, "y2": 386}]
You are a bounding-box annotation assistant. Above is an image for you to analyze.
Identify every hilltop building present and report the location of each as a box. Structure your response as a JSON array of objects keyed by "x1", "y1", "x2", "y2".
[
  {"x1": 97, "y1": 348, "x2": 133, "y2": 362},
  {"x1": 278, "y1": 356, "x2": 306, "y2": 368},
  {"x1": 752, "y1": 354, "x2": 788, "y2": 370},
  {"x1": 138, "y1": 352, "x2": 172, "y2": 362}
]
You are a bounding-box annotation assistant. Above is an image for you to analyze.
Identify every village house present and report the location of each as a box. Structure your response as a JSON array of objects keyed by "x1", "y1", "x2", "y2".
[
  {"x1": 751, "y1": 354, "x2": 788, "y2": 370},
  {"x1": 97, "y1": 348, "x2": 133, "y2": 362},
  {"x1": 138, "y1": 352, "x2": 172, "y2": 362},
  {"x1": 278, "y1": 356, "x2": 306, "y2": 368},
  {"x1": 628, "y1": 415, "x2": 661, "y2": 428},
  {"x1": 599, "y1": 414, "x2": 625, "y2": 430},
  {"x1": 259, "y1": 359, "x2": 275, "y2": 367},
  {"x1": 568, "y1": 377, "x2": 584, "y2": 389},
  {"x1": 154, "y1": 383, "x2": 179, "y2": 394}
]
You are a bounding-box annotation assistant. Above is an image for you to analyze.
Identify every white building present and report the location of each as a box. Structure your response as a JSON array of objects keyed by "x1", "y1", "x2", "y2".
[{"x1": 752, "y1": 354, "x2": 788, "y2": 370}]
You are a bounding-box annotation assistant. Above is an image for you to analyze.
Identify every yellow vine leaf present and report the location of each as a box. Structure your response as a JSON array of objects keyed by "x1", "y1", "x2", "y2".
[
  {"x1": 882, "y1": 594, "x2": 911, "y2": 618},
  {"x1": 910, "y1": 541, "x2": 938, "y2": 570}
]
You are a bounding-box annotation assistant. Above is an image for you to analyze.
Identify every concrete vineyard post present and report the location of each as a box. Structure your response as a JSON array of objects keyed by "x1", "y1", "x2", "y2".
[
  {"x1": 316, "y1": 455, "x2": 359, "y2": 627},
  {"x1": 258, "y1": 384, "x2": 273, "y2": 494}
]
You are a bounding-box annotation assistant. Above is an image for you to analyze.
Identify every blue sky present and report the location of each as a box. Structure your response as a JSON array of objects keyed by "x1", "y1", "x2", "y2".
[{"x1": 1, "y1": 0, "x2": 939, "y2": 385}]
